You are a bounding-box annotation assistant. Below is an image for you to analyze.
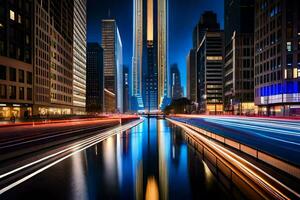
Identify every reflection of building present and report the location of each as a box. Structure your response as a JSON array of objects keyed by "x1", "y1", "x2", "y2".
[
  {"x1": 123, "y1": 65, "x2": 130, "y2": 112},
  {"x1": 86, "y1": 43, "x2": 104, "y2": 113},
  {"x1": 254, "y1": 0, "x2": 300, "y2": 116},
  {"x1": 0, "y1": 0, "x2": 33, "y2": 119},
  {"x1": 224, "y1": 0, "x2": 255, "y2": 115},
  {"x1": 73, "y1": 0, "x2": 87, "y2": 114},
  {"x1": 186, "y1": 49, "x2": 197, "y2": 102},
  {"x1": 170, "y1": 64, "x2": 183, "y2": 99},
  {"x1": 102, "y1": 19, "x2": 123, "y2": 113},
  {"x1": 195, "y1": 11, "x2": 224, "y2": 114},
  {"x1": 132, "y1": 0, "x2": 168, "y2": 111},
  {"x1": 33, "y1": 0, "x2": 74, "y2": 116}
]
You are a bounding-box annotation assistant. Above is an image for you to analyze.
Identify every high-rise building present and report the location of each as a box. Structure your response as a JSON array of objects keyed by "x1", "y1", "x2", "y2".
[
  {"x1": 102, "y1": 19, "x2": 123, "y2": 113},
  {"x1": 86, "y1": 43, "x2": 104, "y2": 113},
  {"x1": 132, "y1": 0, "x2": 168, "y2": 112},
  {"x1": 186, "y1": 49, "x2": 197, "y2": 102},
  {"x1": 33, "y1": 0, "x2": 74, "y2": 116},
  {"x1": 123, "y1": 65, "x2": 130, "y2": 113},
  {"x1": 224, "y1": 0, "x2": 255, "y2": 115},
  {"x1": 157, "y1": 0, "x2": 168, "y2": 108},
  {"x1": 73, "y1": 0, "x2": 87, "y2": 114},
  {"x1": 0, "y1": 0, "x2": 33, "y2": 119},
  {"x1": 254, "y1": 0, "x2": 300, "y2": 116},
  {"x1": 170, "y1": 64, "x2": 183, "y2": 99},
  {"x1": 195, "y1": 11, "x2": 224, "y2": 114}
]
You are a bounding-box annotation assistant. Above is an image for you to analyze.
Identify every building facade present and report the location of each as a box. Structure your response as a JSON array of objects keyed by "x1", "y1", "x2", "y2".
[
  {"x1": 170, "y1": 64, "x2": 183, "y2": 99},
  {"x1": 186, "y1": 49, "x2": 197, "y2": 102},
  {"x1": 132, "y1": 0, "x2": 167, "y2": 112},
  {"x1": 102, "y1": 19, "x2": 123, "y2": 113},
  {"x1": 33, "y1": 0, "x2": 74, "y2": 116},
  {"x1": 123, "y1": 65, "x2": 130, "y2": 113},
  {"x1": 254, "y1": 0, "x2": 300, "y2": 116},
  {"x1": 73, "y1": 0, "x2": 87, "y2": 114},
  {"x1": 195, "y1": 12, "x2": 224, "y2": 114},
  {"x1": 86, "y1": 43, "x2": 104, "y2": 113},
  {"x1": 0, "y1": 0, "x2": 33, "y2": 119},
  {"x1": 224, "y1": 0, "x2": 255, "y2": 115}
]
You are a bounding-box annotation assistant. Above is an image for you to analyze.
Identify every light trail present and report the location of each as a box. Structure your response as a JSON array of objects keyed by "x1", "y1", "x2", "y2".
[
  {"x1": 203, "y1": 118, "x2": 300, "y2": 135},
  {"x1": 168, "y1": 119, "x2": 300, "y2": 200},
  {"x1": 0, "y1": 119, "x2": 143, "y2": 195},
  {"x1": 202, "y1": 119, "x2": 300, "y2": 146}
]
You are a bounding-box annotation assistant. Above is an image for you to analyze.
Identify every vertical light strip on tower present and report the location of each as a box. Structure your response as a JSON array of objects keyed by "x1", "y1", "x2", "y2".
[
  {"x1": 157, "y1": 0, "x2": 167, "y2": 107},
  {"x1": 132, "y1": 0, "x2": 143, "y2": 97}
]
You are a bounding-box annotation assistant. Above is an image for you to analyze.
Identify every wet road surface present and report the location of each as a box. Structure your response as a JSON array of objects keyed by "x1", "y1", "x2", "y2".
[{"x1": 2, "y1": 118, "x2": 234, "y2": 200}]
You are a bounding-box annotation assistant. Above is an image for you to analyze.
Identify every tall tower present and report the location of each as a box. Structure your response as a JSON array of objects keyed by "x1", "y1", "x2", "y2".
[
  {"x1": 132, "y1": 0, "x2": 168, "y2": 112},
  {"x1": 157, "y1": 0, "x2": 168, "y2": 108},
  {"x1": 73, "y1": 0, "x2": 87, "y2": 114},
  {"x1": 132, "y1": 0, "x2": 144, "y2": 111},
  {"x1": 102, "y1": 19, "x2": 123, "y2": 113}
]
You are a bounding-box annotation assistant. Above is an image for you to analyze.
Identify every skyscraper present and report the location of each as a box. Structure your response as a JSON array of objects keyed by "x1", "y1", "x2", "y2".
[
  {"x1": 102, "y1": 19, "x2": 123, "y2": 113},
  {"x1": 254, "y1": 0, "x2": 300, "y2": 116},
  {"x1": 33, "y1": 0, "x2": 74, "y2": 116},
  {"x1": 0, "y1": 0, "x2": 33, "y2": 119},
  {"x1": 195, "y1": 11, "x2": 224, "y2": 114},
  {"x1": 73, "y1": 0, "x2": 87, "y2": 114},
  {"x1": 132, "y1": 0, "x2": 168, "y2": 112},
  {"x1": 170, "y1": 64, "x2": 183, "y2": 99},
  {"x1": 86, "y1": 43, "x2": 104, "y2": 113},
  {"x1": 224, "y1": 0, "x2": 255, "y2": 115},
  {"x1": 186, "y1": 49, "x2": 197, "y2": 102}
]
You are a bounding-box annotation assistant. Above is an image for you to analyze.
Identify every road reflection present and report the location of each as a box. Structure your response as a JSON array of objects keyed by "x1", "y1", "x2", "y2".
[
  {"x1": 83, "y1": 118, "x2": 232, "y2": 199},
  {"x1": 2, "y1": 118, "x2": 233, "y2": 200}
]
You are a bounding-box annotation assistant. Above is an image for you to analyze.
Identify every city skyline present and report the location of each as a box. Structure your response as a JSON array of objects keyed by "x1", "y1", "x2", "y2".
[
  {"x1": 87, "y1": 0, "x2": 224, "y2": 96},
  {"x1": 1, "y1": 1, "x2": 300, "y2": 200}
]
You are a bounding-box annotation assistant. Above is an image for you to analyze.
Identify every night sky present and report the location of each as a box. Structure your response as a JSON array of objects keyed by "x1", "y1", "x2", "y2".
[{"x1": 87, "y1": 0, "x2": 224, "y2": 96}]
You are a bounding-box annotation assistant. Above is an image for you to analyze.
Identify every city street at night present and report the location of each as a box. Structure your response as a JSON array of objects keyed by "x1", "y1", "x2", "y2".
[
  {"x1": 1, "y1": 118, "x2": 234, "y2": 199},
  {"x1": 1, "y1": 0, "x2": 300, "y2": 199}
]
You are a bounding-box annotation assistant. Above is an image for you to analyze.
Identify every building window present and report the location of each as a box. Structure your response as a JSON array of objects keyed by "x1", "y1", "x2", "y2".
[
  {"x1": 9, "y1": 85, "x2": 16, "y2": 99},
  {"x1": 293, "y1": 68, "x2": 298, "y2": 79},
  {"x1": 19, "y1": 87, "x2": 24, "y2": 100},
  {"x1": 9, "y1": 68, "x2": 16, "y2": 81},
  {"x1": 0, "y1": 84, "x2": 6, "y2": 99},
  {"x1": 0, "y1": 65, "x2": 6, "y2": 80},
  {"x1": 9, "y1": 10, "x2": 15, "y2": 21},
  {"x1": 27, "y1": 71, "x2": 32, "y2": 84},
  {"x1": 287, "y1": 42, "x2": 292, "y2": 51},
  {"x1": 17, "y1": 14, "x2": 21, "y2": 23},
  {"x1": 19, "y1": 69, "x2": 24, "y2": 83},
  {"x1": 27, "y1": 88, "x2": 32, "y2": 100}
]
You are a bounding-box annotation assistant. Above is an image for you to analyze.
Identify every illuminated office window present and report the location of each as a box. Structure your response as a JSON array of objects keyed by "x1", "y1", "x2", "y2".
[
  {"x1": 293, "y1": 68, "x2": 298, "y2": 78},
  {"x1": 286, "y1": 42, "x2": 292, "y2": 51},
  {"x1": 284, "y1": 69, "x2": 287, "y2": 79},
  {"x1": 9, "y1": 10, "x2": 15, "y2": 21}
]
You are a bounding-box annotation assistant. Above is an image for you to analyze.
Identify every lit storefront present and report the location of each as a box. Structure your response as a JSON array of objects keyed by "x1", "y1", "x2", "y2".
[
  {"x1": 0, "y1": 104, "x2": 32, "y2": 119},
  {"x1": 206, "y1": 104, "x2": 223, "y2": 115},
  {"x1": 37, "y1": 107, "x2": 71, "y2": 116}
]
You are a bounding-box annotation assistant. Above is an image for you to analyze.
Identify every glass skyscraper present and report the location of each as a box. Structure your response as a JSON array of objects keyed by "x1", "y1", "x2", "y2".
[
  {"x1": 73, "y1": 0, "x2": 87, "y2": 114},
  {"x1": 132, "y1": 0, "x2": 168, "y2": 112},
  {"x1": 102, "y1": 19, "x2": 123, "y2": 113}
]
